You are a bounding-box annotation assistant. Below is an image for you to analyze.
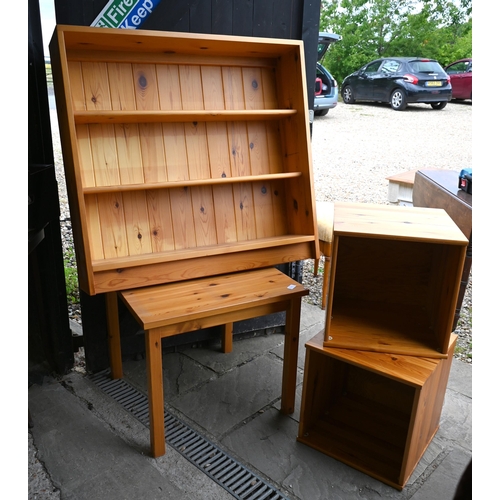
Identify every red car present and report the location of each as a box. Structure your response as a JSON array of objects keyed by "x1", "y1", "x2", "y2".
[{"x1": 445, "y1": 58, "x2": 472, "y2": 100}]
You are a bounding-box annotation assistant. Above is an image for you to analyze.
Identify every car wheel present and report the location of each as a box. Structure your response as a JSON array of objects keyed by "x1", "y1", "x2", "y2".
[
  {"x1": 431, "y1": 102, "x2": 447, "y2": 110},
  {"x1": 390, "y1": 89, "x2": 407, "y2": 110},
  {"x1": 342, "y1": 86, "x2": 355, "y2": 104},
  {"x1": 314, "y1": 109, "x2": 329, "y2": 117}
]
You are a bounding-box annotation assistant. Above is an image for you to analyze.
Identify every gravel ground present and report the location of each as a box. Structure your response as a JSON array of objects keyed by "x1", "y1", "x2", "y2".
[{"x1": 50, "y1": 97, "x2": 472, "y2": 366}]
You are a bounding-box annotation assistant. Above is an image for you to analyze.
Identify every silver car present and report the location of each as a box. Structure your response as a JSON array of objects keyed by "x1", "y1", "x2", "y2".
[{"x1": 314, "y1": 32, "x2": 342, "y2": 116}]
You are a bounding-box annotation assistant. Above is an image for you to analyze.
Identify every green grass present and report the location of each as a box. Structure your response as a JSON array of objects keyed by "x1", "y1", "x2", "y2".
[
  {"x1": 454, "y1": 342, "x2": 472, "y2": 358},
  {"x1": 63, "y1": 247, "x2": 80, "y2": 304}
]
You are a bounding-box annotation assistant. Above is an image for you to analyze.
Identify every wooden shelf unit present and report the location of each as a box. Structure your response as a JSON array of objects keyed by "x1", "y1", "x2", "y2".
[
  {"x1": 50, "y1": 25, "x2": 319, "y2": 295},
  {"x1": 323, "y1": 202, "x2": 468, "y2": 358},
  {"x1": 298, "y1": 332, "x2": 457, "y2": 490}
]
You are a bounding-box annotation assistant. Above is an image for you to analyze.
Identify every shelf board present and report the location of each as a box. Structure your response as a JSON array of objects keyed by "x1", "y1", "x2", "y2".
[
  {"x1": 324, "y1": 299, "x2": 447, "y2": 358},
  {"x1": 91, "y1": 234, "x2": 316, "y2": 271},
  {"x1": 83, "y1": 172, "x2": 302, "y2": 194},
  {"x1": 74, "y1": 109, "x2": 297, "y2": 124}
]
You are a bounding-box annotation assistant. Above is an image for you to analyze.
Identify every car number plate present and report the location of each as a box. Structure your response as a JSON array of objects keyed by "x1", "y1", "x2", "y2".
[{"x1": 426, "y1": 81, "x2": 442, "y2": 87}]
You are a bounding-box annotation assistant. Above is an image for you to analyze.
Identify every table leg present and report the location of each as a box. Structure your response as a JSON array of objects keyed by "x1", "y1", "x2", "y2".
[
  {"x1": 106, "y1": 292, "x2": 123, "y2": 379},
  {"x1": 221, "y1": 323, "x2": 233, "y2": 353},
  {"x1": 280, "y1": 296, "x2": 301, "y2": 415},
  {"x1": 145, "y1": 328, "x2": 166, "y2": 458}
]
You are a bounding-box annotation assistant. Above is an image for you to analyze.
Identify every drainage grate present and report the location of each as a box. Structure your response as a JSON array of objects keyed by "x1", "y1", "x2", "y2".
[{"x1": 90, "y1": 371, "x2": 290, "y2": 500}]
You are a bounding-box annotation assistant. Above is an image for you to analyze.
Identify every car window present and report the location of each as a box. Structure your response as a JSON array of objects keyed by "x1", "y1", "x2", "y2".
[
  {"x1": 380, "y1": 60, "x2": 401, "y2": 74},
  {"x1": 363, "y1": 61, "x2": 382, "y2": 74},
  {"x1": 408, "y1": 60, "x2": 444, "y2": 73},
  {"x1": 317, "y1": 42, "x2": 329, "y2": 61},
  {"x1": 447, "y1": 61, "x2": 469, "y2": 74}
]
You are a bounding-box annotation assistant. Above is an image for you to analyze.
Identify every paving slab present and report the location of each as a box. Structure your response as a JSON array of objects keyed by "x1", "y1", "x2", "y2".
[
  {"x1": 180, "y1": 330, "x2": 289, "y2": 373},
  {"x1": 171, "y1": 354, "x2": 294, "y2": 437},
  {"x1": 123, "y1": 350, "x2": 216, "y2": 399},
  {"x1": 222, "y1": 405, "x2": 404, "y2": 499},
  {"x1": 29, "y1": 374, "x2": 234, "y2": 500},
  {"x1": 448, "y1": 359, "x2": 472, "y2": 398},
  {"x1": 29, "y1": 378, "x2": 184, "y2": 499},
  {"x1": 409, "y1": 449, "x2": 472, "y2": 500}
]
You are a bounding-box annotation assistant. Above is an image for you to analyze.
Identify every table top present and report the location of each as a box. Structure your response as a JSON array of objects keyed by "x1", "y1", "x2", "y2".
[
  {"x1": 413, "y1": 170, "x2": 472, "y2": 240},
  {"x1": 119, "y1": 267, "x2": 308, "y2": 330},
  {"x1": 417, "y1": 169, "x2": 472, "y2": 207}
]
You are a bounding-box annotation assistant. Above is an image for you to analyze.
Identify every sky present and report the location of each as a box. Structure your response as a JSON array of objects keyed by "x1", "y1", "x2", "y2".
[{"x1": 39, "y1": 0, "x2": 57, "y2": 56}]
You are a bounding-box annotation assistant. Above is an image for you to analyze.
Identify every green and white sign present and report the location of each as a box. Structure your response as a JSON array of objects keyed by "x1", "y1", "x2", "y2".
[{"x1": 91, "y1": 0, "x2": 160, "y2": 29}]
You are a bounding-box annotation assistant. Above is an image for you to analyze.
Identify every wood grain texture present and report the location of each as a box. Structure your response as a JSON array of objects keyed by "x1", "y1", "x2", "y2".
[
  {"x1": 298, "y1": 332, "x2": 457, "y2": 490},
  {"x1": 145, "y1": 328, "x2": 166, "y2": 458},
  {"x1": 50, "y1": 26, "x2": 318, "y2": 294},
  {"x1": 112, "y1": 267, "x2": 308, "y2": 458},
  {"x1": 333, "y1": 202, "x2": 469, "y2": 245},
  {"x1": 99, "y1": 192, "x2": 128, "y2": 259},
  {"x1": 324, "y1": 202, "x2": 467, "y2": 357},
  {"x1": 119, "y1": 267, "x2": 308, "y2": 330},
  {"x1": 51, "y1": 27, "x2": 318, "y2": 460}
]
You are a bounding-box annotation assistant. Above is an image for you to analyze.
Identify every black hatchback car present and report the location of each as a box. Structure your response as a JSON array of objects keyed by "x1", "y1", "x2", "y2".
[{"x1": 341, "y1": 57, "x2": 452, "y2": 110}]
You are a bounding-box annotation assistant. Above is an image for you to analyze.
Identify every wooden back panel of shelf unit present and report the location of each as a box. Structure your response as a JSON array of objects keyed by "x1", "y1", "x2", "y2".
[
  {"x1": 72, "y1": 61, "x2": 290, "y2": 259},
  {"x1": 51, "y1": 26, "x2": 318, "y2": 295},
  {"x1": 70, "y1": 61, "x2": 286, "y2": 191}
]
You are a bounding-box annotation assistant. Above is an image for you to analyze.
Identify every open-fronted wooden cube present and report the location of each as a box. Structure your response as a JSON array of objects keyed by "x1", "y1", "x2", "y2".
[
  {"x1": 50, "y1": 25, "x2": 318, "y2": 296},
  {"x1": 298, "y1": 332, "x2": 457, "y2": 490},
  {"x1": 323, "y1": 202, "x2": 468, "y2": 358}
]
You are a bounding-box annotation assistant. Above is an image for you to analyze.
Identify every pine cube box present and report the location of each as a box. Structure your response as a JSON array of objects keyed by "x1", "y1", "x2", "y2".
[
  {"x1": 298, "y1": 332, "x2": 457, "y2": 490},
  {"x1": 323, "y1": 202, "x2": 468, "y2": 358}
]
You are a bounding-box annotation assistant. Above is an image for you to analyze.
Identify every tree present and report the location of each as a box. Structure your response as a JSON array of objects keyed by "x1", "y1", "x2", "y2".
[{"x1": 320, "y1": 0, "x2": 472, "y2": 82}]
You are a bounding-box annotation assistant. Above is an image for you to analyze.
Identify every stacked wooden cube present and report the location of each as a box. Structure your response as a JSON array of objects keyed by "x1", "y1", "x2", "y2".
[{"x1": 297, "y1": 202, "x2": 468, "y2": 490}]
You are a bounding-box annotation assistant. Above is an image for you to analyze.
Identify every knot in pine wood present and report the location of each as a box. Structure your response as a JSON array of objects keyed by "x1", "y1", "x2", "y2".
[{"x1": 138, "y1": 74, "x2": 147, "y2": 89}]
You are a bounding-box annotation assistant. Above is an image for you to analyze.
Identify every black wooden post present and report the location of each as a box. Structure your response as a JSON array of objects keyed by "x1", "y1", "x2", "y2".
[{"x1": 29, "y1": 0, "x2": 74, "y2": 378}]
